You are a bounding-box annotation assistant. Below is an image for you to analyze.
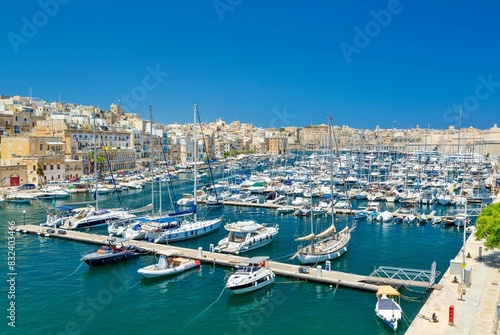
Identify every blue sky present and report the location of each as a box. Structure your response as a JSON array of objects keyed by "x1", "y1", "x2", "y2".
[{"x1": 1, "y1": 1, "x2": 499, "y2": 130}]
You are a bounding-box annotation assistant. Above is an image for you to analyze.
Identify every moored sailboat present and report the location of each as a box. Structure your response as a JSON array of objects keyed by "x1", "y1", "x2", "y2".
[
  {"x1": 292, "y1": 116, "x2": 354, "y2": 264},
  {"x1": 144, "y1": 104, "x2": 222, "y2": 243}
]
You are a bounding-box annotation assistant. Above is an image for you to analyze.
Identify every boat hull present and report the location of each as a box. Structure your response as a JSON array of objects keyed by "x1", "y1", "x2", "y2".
[
  {"x1": 147, "y1": 218, "x2": 222, "y2": 243},
  {"x1": 215, "y1": 236, "x2": 274, "y2": 254},
  {"x1": 296, "y1": 246, "x2": 347, "y2": 264},
  {"x1": 138, "y1": 260, "x2": 200, "y2": 278},
  {"x1": 82, "y1": 251, "x2": 138, "y2": 266},
  {"x1": 226, "y1": 271, "x2": 275, "y2": 294}
]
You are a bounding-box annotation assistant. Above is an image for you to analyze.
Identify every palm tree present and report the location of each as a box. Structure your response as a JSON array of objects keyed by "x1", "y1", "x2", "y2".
[
  {"x1": 89, "y1": 151, "x2": 106, "y2": 174},
  {"x1": 36, "y1": 165, "x2": 45, "y2": 186}
]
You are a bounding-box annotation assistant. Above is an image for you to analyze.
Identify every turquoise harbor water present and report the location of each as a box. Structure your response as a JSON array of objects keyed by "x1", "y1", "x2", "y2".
[{"x1": 0, "y1": 175, "x2": 477, "y2": 335}]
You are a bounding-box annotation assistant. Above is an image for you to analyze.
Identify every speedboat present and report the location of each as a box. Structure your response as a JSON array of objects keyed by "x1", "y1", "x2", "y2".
[
  {"x1": 41, "y1": 206, "x2": 75, "y2": 228},
  {"x1": 61, "y1": 205, "x2": 136, "y2": 229},
  {"x1": 294, "y1": 205, "x2": 311, "y2": 217},
  {"x1": 138, "y1": 254, "x2": 200, "y2": 278},
  {"x1": 214, "y1": 220, "x2": 279, "y2": 254},
  {"x1": 5, "y1": 193, "x2": 36, "y2": 203},
  {"x1": 225, "y1": 256, "x2": 275, "y2": 294},
  {"x1": 311, "y1": 205, "x2": 325, "y2": 216},
  {"x1": 276, "y1": 205, "x2": 295, "y2": 214},
  {"x1": 354, "y1": 211, "x2": 368, "y2": 220},
  {"x1": 177, "y1": 194, "x2": 195, "y2": 207},
  {"x1": 80, "y1": 239, "x2": 140, "y2": 266},
  {"x1": 375, "y1": 285, "x2": 402, "y2": 331},
  {"x1": 377, "y1": 211, "x2": 394, "y2": 223}
]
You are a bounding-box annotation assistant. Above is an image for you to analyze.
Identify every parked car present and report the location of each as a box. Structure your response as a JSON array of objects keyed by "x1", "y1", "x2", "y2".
[{"x1": 18, "y1": 183, "x2": 36, "y2": 190}]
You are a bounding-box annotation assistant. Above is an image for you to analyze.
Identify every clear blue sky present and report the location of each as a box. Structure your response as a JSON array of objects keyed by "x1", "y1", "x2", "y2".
[{"x1": 1, "y1": 1, "x2": 499, "y2": 130}]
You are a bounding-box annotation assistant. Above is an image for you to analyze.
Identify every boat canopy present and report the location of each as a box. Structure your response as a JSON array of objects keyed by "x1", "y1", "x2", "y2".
[
  {"x1": 376, "y1": 285, "x2": 400, "y2": 296},
  {"x1": 224, "y1": 221, "x2": 262, "y2": 232}
]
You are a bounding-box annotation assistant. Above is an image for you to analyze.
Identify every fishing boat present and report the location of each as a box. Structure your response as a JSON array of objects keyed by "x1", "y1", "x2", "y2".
[
  {"x1": 225, "y1": 256, "x2": 275, "y2": 294},
  {"x1": 80, "y1": 238, "x2": 140, "y2": 266},
  {"x1": 375, "y1": 285, "x2": 402, "y2": 331},
  {"x1": 214, "y1": 220, "x2": 279, "y2": 254},
  {"x1": 137, "y1": 254, "x2": 200, "y2": 278}
]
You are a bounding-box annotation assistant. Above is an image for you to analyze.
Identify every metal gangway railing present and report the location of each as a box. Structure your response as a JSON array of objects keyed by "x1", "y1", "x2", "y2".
[{"x1": 368, "y1": 261, "x2": 440, "y2": 289}]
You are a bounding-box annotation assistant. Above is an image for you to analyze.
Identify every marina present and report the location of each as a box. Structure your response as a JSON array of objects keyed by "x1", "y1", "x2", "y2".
[
  {"x1": 1, "y1": 150, "x2": 498, "y2": 334},
  {"x1": 17, "y1": 224, "x2": 442, "y2": 291}
]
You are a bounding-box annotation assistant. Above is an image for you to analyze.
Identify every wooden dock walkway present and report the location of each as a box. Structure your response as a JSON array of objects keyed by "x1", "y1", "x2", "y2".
[{"x1": 17, "y1": 224, "x2": 441, "y2": 292}]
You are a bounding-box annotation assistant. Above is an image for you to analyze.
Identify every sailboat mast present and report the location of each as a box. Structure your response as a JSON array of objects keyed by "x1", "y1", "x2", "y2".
[
  {"x1": 328, "y1": 116, "x2": 335, "y2": 229},
  {"x1": 158, "y1": 135, "x2": 162, "y2": 216},
  {"x1": 93, "y1": 111, "x2": 98, "y2": 211},
  {"x1": 150, "y1": 104, "x2": 154, "y2": 213},
  {"x1": 193, "y1": 103, "x2": 198, "y2": 222}
]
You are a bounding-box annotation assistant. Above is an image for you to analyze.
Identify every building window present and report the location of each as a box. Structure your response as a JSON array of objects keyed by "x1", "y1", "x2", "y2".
[
  {"x1": 33, "y1": 165, "x2": 36, "y2": 171},
  {"x1": 15, "y1": 116, "x2": 18, "y2": 122},
  {"x1": 57, "y1": 164, "x2": 60, "y2": 169},
  {"x1": 50, "y1": 164, "x2": 53, "y2": 170},
  {"x1": 40, "y1": 144, "x2": 43, "y2": 151},
  {"x1": 43, "y1": 165, "x2": 46, "y2": 170}
]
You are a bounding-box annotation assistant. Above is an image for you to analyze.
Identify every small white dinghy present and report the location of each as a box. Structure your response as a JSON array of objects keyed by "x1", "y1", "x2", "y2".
[
  {"x1": 375, "y1": 285, "x2": 402, "y2": 331},
  {"x1": 138, "y1": 254, "x2": 200, "y2": 278}
]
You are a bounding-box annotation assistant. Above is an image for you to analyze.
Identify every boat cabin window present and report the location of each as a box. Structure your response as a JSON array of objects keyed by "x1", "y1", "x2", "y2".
[
  {"x1": 238, "y1": 265, "x2": 259, "y2": 273},
  {"x1": 233, "y1": 232, "x2": 246, "y2": 242}
]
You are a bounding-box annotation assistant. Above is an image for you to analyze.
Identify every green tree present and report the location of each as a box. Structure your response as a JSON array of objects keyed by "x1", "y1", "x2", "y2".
[
  {"x1": 475, "y1": 202, "x2": 500, "y2": 249},
  {"x1": 89, "y1": 151, "x2": 106, "y2": 174},
  {"x1": 36, "y1": 165, "x2": 45, "y2": 186}
]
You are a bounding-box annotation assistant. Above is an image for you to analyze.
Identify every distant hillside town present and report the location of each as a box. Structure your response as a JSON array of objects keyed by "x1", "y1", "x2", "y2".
[{"x1": 1, "y1": 94, "x2": 499, "y2": 187}]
